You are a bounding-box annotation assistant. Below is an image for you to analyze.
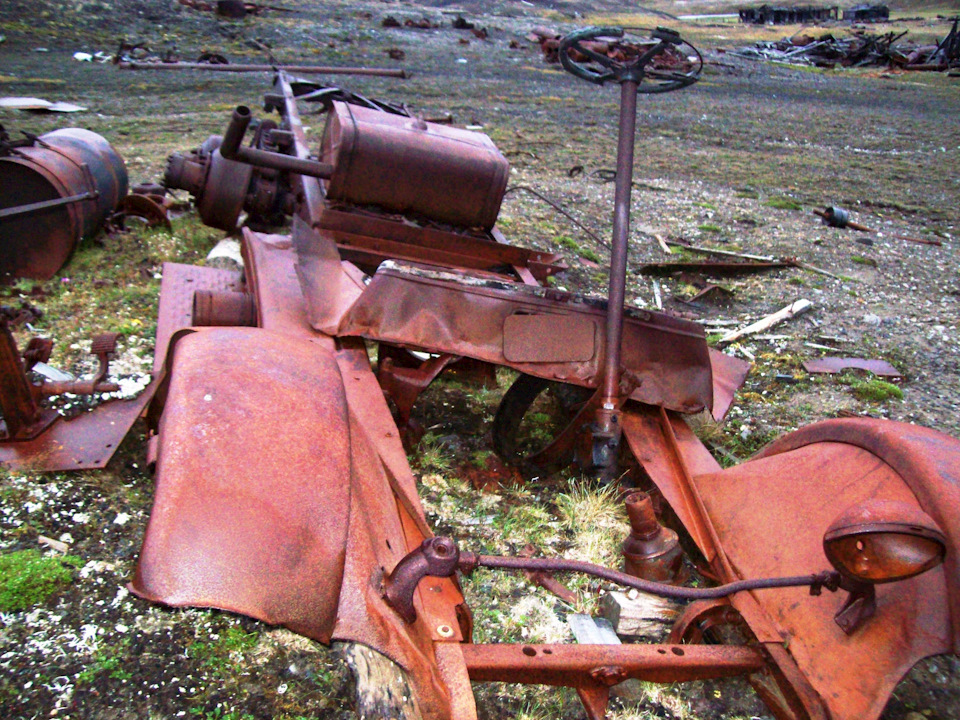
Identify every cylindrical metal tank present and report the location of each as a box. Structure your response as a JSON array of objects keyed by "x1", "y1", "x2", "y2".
[
  {"x1": 320, "y1": 101, "x2": 509, "y2": 231},
  {"x1": 0, "y1": 128, "x2": 128, "y2": 280}
]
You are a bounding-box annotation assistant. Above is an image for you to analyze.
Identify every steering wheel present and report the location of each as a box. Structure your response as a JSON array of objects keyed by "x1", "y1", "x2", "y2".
[{"x1": 558, "y1": 26, "x2": 702, "y2": 93}]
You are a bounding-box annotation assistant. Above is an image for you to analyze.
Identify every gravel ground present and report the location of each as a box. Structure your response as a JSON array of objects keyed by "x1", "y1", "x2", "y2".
[{"x1": 1, "y1": 1, "x2": 959, "y2": 719}]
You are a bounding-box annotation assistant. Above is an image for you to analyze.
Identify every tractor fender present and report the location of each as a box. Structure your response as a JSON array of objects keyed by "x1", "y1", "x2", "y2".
[
  {"x1": 131, "y1": 326, "x2": 352, "y2": 642},
  {"x1": 693, "y1": 417, "x2": 960, "y2": 720}
]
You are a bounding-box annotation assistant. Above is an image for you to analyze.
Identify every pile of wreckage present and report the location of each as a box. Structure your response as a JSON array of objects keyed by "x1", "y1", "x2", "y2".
[
  {"x1": 730, "y1": 18, "x2": 959, "y2": 71},
  {"x1": 738, "y1": 4, "x2": 890, "y2": 25}
]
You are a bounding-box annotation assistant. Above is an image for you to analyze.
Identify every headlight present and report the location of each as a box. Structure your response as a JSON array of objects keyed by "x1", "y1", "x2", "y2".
[{"x1": 823, "y1": 500, "x2": 946, "y2": 584}]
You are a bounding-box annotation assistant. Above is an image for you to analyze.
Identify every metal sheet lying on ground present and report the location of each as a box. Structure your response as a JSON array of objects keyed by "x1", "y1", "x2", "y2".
[
  {"x1": 802, "y1": 356, "x2": 902, "y2": 378},
  {"x1": 0, "y1": 383, "x2": 157, "y2": 471}
]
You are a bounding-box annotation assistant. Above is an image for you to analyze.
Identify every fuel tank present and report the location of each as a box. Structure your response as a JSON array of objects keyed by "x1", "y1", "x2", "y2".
[{"x1": 320, "y1": 101, "x2": 509, "y2": 230}]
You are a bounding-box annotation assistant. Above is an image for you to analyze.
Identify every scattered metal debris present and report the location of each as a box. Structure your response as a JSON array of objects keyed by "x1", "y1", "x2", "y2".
[
  {"x1": 118, "y1": 61, "x2": 406, "y2": 77},
  {"x1": 802, "y1": 357, "x2": 903, "y2": 378},
  {"x1": 731, "y1": 25, "x2": 958, "y2": 70},
  {"x1": 738, "y1": 5, "x2": 839, "y2": 25},
  {"x1": 639, "y1": 259, "x2": 799, "y2": 276},
  {"x1": 815, "y1": 205, "x2": 877, "y2": 232}
]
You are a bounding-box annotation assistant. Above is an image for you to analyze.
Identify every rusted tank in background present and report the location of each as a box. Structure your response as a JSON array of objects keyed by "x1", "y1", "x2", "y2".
[
  {"x1": 320, "y1": 101, "x2": 510, "y2": 230},
  {"x1": 0, "y1": 128, "x2": 128, "y2": 280}
]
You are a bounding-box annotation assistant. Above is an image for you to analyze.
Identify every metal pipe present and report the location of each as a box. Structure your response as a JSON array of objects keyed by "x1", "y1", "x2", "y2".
[
  {"x1": 470, "y1": 553, "x2": 839, "y2": 601},
  {"x1": 601, "y1": 79, "x2": 638, "y2": 405},
  {"x1": 219, "y1": 106, "x2": 334, "y2": 179},
  {"x1": 118, "y1": 61, "x2": 407, "y2": 78},
  {"x1": 0, "y1": 192, "x2": 95, "y2": 220}
]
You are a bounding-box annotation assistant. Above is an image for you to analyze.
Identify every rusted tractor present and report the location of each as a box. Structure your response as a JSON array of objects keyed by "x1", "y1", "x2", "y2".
[{"x1": 133, "y1": 28, "x2": 960, "y2": 720}]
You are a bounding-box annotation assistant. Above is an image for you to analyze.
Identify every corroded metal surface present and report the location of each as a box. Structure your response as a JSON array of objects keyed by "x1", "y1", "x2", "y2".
[
  {"x1": 153, "y1": 262, "x2": 244, "y2": 374},
  {"x1": 321, "y1": 102, "x2": 509, "y2": 230},
  {"x1": 694, "y1": 419, "x2": 960, "y2": 720},
  {"x1": 0, "y1": 128, "x2": 127, "y2": 279},
  {"x1": 136, "y1": 47, "x2": 960, "y2": 720},
  {"x1": 131, "y1": 327, "x2": 353, "y2": 642},
  {"x1": 0, "y1": 383, "x2": 157, "y2": 471},
  {"x1": 337, "y1": 263, "x2": 715, "y2": 414}
]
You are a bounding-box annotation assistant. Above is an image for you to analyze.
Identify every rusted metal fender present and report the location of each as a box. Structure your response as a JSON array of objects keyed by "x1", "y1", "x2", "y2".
[
  {"x1": 131, "y1": 326, "x2": 353, "y2": 641},
  {"x1": 692, "y1": 418, "x2": 960, "y2": 720},
  {"x1": 132, "y1": 326, "x2": 468, "y2": 719},
  {"x1": 753, "y1": 417, "x2": 960, "y2": 649}
]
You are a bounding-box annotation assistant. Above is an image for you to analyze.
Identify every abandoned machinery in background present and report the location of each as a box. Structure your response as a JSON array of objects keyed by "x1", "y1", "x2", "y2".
[
  {"x1": 0, "y1": 126, "x2": 128, "y2": 280},
  {"x1": 74, "y1": 25, "x2": 960, "y2": 720}
]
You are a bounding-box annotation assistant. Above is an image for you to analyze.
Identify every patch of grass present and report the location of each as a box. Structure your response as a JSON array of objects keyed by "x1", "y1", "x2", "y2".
[
  {"x1": 735, "y1": 188, "x2": 759, "y2": 199},
  {"x1": 0, "y1": 549, "x2": 82, "y2": 612},
  {"x1": 840, "y1": 376, "x2": 904, "y2": 403},
  {"x1": 850, "y1": 255, "x2": 878, "y2": 267},
  {"x1": 693, "y1": 201, "x2": 718, "y2": 210},
  {"x1": 414, "y1": 433, "x2": 454, "y2": 474},
  {"x1": 555, "y1": 235, "x2": 600, "y2": 263},
  {"x1": 697, "y1": 223, "x2": 722, "y2": 234},
  {"x1": 77, "y1": 639, "x2": 133, "y2": 684},
  {"x1": 470, "y1": 449, "x2": 493, "y2": 468},
  {"x1": 763, "y1": 196, "x2": 803, "y2": 211},
  {"x1": 189, "y1": 708, "x2": 255, "y2": 720},
  {"x1": 188, "y1": 626, "x2": 259, "y2": 675}
]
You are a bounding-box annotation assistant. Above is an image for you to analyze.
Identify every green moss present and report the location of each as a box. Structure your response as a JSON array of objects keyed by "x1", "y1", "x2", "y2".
[
  {"x1": 0, "y1": 549, "x2": 82, "y2": 612},
  {"x1": 189, "y1": 626, "x2": 259, "y2": 675},
  {"x1": 763, "y1": 196, "x2": 803, "y2": 211},
  {"x1": 847, "y1": 378, "x2": 903, "y2": 403},
  {"x1": 851, "y1": 255, "x2": 878, "y2": 267},
  {"x1": 698, "y1": 223, "x2": 722, "y2": 234}
]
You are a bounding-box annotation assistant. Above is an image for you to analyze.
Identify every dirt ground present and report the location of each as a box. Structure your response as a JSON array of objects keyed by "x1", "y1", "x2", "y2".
[{"x1": 1, "y1": 1, "x2": 959, "y2": 719}]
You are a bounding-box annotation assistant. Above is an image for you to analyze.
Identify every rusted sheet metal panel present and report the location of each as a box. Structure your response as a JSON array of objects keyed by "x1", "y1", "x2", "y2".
[
  {"x1": 0, "y1": 128, "x2": 127, "y2": 280},
  {"x1": 696, "y1": 428, "x2": 959, "y2": 720},
  {"x1": 708, "y1": 348, "x2": 750, "y2": 421},
  {"x1": 317, "y1": 206, "x2": 565, "y2": 282},
  {"x1": 153, "y1": 262, "x2": 244, "y2": 374},
  {"x1": 240, "y1": 228, "x2": 319, "y2": 339},
  {"x1": 290, "y1": 217, "x2": 366, "y2": 334},
  {"x1": 131, "y1": 327, "x2": 352, "y2": 642},
  {"x1": 621, "y1": 404, "x2": 720, "y2": 562},
  {"x1": 337, "y1": 263, "x2": 714, "y2": 414},
  {"x1": 802, "y1": 357, "x2": 902, "y2": 378},
  {"x1": 329, "y1": 344, "x2": 465, "y2": 720},
  {"x1": 336, "y1": 343, "x2": 467, "y2": 645},
  {"x1": 0, "y1": 383, "x2": 156, "y2": 471},
  {"x1": 321, "y1": 102, "x2": 509, "y2": 230},
  {"x1": 503, "y1": 313, "x2": 596, "y2": 363}
]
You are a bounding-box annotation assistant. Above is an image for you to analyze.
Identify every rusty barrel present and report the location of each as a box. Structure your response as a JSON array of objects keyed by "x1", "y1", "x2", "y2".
[{"x1": 0, "y1": 128, "x2": 128, "y2": 280}]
